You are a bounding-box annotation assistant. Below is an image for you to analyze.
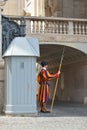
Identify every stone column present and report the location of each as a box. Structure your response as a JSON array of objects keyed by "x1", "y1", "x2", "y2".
[
  {"x1": 38, "y1": 0, "x2": 45, "y2": 16},
  {"x1": 0, "y1": 7, "x2": 2, "y2": 58},
  {"x1": 34, "y1": 0, "x2": 45, "y2": 16},
  {"x1": 0, "y1": 0, "x2": 7, "y2": 113},
  {"x1": 68, "y1": 21, "x2": 73, "y2": 35},
  {"x1": 41, "y1": 0, "x2": 45, "y2": 16}
]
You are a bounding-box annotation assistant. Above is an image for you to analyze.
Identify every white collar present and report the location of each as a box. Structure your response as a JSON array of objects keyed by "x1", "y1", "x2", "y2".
[{"x1": 42, "y1": 67, "x2": 46, "y2": 70}]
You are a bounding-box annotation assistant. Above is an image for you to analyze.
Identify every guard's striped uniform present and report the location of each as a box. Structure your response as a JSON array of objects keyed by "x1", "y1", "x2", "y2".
[{"x1": 37, "y1": 69, "x2": 59, "y2": 112}]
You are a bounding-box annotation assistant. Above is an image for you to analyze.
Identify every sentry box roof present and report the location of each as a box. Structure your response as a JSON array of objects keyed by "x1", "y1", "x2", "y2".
[{"x1": 3, "y1": 37, "x2": 40, "y2": 57}]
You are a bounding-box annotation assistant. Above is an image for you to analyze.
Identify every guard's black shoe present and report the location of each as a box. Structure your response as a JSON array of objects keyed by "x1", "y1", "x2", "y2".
[{"x1": 40, "y1": 110, "x2": 50, "y2": 113}]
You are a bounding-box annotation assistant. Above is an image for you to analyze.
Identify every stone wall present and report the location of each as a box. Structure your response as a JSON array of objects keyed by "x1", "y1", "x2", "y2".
[{"x1": 55, "y1": 60, "x2": 87, "y2": 104}]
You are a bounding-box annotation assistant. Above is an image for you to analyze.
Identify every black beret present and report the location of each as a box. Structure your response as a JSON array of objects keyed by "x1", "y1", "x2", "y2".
[{"x1": 41, "y1": 61, "x2": 48, "y2": 67}]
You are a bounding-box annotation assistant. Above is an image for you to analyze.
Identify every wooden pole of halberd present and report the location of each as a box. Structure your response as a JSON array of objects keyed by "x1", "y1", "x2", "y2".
[{"x1": 50, "y1": 47, "x2": 65, "y2": 112}]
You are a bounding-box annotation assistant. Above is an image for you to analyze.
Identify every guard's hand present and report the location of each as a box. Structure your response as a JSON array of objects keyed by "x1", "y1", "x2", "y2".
[{"x1": 55, "y1": 73, "x2": 59, "y2": 78}]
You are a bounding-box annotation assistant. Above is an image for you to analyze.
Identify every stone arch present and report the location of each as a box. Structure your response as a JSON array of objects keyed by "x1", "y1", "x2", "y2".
[
  {"x1": 37, "y1": 43, "x2": 87, "y2": 104},
  {"x1": 40, "y1": 42, "x2": 87, "y2": 54}
]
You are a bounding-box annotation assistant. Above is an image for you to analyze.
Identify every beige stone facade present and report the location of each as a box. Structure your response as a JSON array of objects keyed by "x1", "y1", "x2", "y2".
[
  {"x1": 3, "y1": 0, "x2": 24, "y2": 16},
  {"x1": 2, "y1": 0, "x2": 45, "y2": 16},
  {"x1": 2, "y1": 0, "x2": 87, "y2": 18}
]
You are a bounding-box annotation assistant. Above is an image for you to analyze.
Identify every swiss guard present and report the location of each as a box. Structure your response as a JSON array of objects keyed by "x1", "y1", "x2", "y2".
[{"x1": 37, "y1": 61, "x2": 60, "y2": 113}]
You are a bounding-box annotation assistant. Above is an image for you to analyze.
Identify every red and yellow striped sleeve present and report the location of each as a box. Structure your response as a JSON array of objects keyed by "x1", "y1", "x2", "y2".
[{"x1": 41, "y1": 70, "x2": 55, "y2": 81}]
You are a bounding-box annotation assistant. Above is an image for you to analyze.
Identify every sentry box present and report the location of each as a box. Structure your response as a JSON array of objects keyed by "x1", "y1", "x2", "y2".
[{"x1": 3, "y1": 37, "x2": 39, "y2": 115}]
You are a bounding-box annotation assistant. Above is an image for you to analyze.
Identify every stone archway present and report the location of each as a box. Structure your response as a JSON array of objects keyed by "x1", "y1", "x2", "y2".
[{"x1": 37, "y1": 43, "x2": 87, "y2": 104}]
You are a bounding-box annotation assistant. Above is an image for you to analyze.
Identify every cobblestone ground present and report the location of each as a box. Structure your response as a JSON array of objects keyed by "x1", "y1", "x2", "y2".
[{"x1": 0, "y1": 102, "x2": 87, "y2": 130}]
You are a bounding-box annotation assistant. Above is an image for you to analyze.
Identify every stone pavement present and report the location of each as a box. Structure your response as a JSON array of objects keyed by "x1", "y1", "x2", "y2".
[{"x1": 0, "y1": 102, "x2": 87, "y2": 130}]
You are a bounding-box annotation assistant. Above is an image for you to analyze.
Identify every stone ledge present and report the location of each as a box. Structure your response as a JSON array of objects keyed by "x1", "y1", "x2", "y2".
[
  {"x1": 28, "y1": 34, "x2": 87, "y2": 43},
  {"x1": 3, "y1": 113, "x2": 38, "y2": 117}
]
